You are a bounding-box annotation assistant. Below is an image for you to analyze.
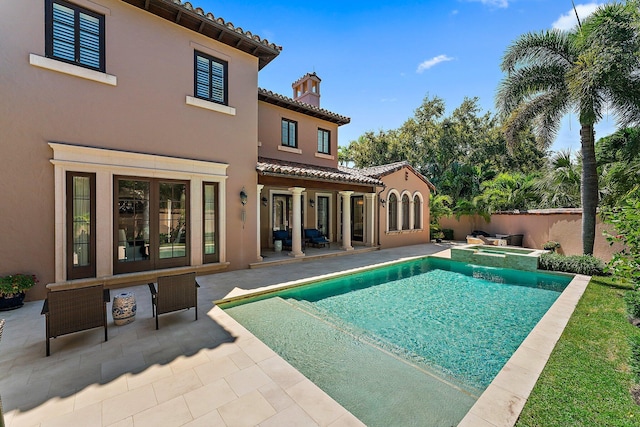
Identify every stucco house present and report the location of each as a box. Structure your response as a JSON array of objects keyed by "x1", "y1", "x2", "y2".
[{"x1": 0, "y1": 0, "x2": 433, "y2": 299}]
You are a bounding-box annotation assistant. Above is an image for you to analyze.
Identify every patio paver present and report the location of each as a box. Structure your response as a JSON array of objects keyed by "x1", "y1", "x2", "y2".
[{"x1": 0, "y1": 243, "x2": 583, "y2": 427}]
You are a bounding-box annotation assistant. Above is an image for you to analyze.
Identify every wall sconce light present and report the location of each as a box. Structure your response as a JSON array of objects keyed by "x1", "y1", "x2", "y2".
[
  {"x1": 380, "y1": 199, "x2": 386, "y2": 207},
  {"x1": 309, "y1": 199, "x2": 315, "y2": 208},
  {"x1": 261, "y1": 196, "x2": 268, "y2": 206},
  {"x1": 240, "y1": 187, "x2": 248, "y2": 205}
]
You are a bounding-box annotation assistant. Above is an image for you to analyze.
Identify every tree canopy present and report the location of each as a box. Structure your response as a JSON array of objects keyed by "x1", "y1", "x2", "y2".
[{"x1": 496, "y1": 0, "x2": 640, "y2": 254}]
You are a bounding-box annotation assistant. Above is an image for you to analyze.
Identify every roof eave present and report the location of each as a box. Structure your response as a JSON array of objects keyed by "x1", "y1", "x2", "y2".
[
  {"x1": 258, "y1": 90, "x2": 351, "y2": 126},
  {"x1": 121, "y1": 0, "x2": 282, "y2": 70},
  {"x1": 258, "y1": 170, "x2": 379, "y2": 186}
]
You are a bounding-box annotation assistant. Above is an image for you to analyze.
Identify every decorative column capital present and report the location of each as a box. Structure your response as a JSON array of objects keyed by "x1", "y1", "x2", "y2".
[{"x1": 288, "y1": 187, "x2": 306, "y2": 195}]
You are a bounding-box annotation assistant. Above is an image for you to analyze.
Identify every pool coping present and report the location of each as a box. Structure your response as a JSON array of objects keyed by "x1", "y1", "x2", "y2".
[
  {"x1": 457, "y1": 273, "x2": 590, "y2": 427},
  {"x1": 215, "y1": 253, "x2": 590, "y2": 427}
]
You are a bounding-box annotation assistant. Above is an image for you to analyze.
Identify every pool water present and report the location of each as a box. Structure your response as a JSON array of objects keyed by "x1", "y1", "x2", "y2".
[{"x1": 222, "y1": 257, "x2": 572, "y2": 426}]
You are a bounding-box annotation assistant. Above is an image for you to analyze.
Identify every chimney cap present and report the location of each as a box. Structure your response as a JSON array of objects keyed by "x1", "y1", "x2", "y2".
[{"x1": 292, "y1": 72, "x2": 321, "y2": 87}]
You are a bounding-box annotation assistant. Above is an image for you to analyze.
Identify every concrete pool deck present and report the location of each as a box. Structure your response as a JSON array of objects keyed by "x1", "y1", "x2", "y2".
[{"x1": 0, "y1": 243, "x2": 588, "y2": 426}]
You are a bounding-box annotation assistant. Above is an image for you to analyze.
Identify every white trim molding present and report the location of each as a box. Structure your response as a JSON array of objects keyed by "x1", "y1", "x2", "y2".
[
  {"x1": 278, "y1": 145, "x2": 302, "y2": 154},
  {"x1": 186, "y1": 96, "x2": 236, "y2": 116},
  {"x1": 314, "y1": 152, "x2": 334, "y2": 160},
  {"x1": 30, "y1": 54, "x2": 117, "y2": 86},
  {"x1": 49, "y1": 143, "x2": 228, "y2": 282}
]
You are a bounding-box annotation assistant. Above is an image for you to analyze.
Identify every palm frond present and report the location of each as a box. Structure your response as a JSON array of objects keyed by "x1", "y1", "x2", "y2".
[
  {"x1": 533, "y1": 95, "x2": 570, "y2": 145},
  {"x1": 503, "y1": 91, "x2": 568, "y2": 148},
  {"x1": 496, "y1": 63, "x2": 568, "y2": 117},
  {"x1": 501, "y1": 30, "x2": 575, "y2": 73}
]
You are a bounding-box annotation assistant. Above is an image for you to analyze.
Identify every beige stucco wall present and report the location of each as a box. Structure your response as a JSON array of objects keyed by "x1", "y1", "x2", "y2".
[
  {"x1": 0, "y1": 0, "x2": 261, "y2": 299},
  {"x1": 258, "y1": 102, "x2": 339, "y2": 167},
  {"x1": 439, "y1": 212, "x2": 623, "y2": 261},
  {"x1": 378, "y1": 168, "x2": 431, "y2": 248}
]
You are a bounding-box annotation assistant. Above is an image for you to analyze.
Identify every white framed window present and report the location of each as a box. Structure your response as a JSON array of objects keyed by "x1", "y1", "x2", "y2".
[
  {"x1": 195, "y1": 51, "x2": 228, "y2": 105},
  {"x1": 45, "y1": 0, "x2": 105, "y2": 72}
]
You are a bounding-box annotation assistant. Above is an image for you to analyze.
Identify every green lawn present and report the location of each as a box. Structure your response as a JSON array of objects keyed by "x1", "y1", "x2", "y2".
[{"x1": 516, "y1": 277, "x2": 640, "y2": 427}]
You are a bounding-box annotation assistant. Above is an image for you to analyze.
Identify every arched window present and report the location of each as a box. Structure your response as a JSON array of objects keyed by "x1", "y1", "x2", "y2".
[
  {"x1": 401, "y1": 194, "x2": 410, "y2": 230},
  {"x1": 413, "y1": 194, "x2": 421, "y2": 229},
  {"x1": 388, "y1": 193, "x2": 398, "y2": 231}
]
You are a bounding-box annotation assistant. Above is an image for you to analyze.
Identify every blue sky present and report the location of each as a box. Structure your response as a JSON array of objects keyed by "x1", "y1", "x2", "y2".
[{"x1": 197, "y1": 0, "x2": 616, "y2": 153}]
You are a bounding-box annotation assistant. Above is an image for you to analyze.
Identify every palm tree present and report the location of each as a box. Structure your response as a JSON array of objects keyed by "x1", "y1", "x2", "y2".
[
  {"x1": 496, "y1": 1, "x2": 640, "y2": 254},
  {"x1": 475, "y1": 172, "x2": 540, "y2": 214},
  {"x1": 535, "y1": 150, "x2": 582, "y2": 208}
]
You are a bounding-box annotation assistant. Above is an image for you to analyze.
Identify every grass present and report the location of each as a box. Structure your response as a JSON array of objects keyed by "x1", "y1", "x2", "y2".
[{"x1": 516, "y1": 277, "x2": 640, "y2": 427}]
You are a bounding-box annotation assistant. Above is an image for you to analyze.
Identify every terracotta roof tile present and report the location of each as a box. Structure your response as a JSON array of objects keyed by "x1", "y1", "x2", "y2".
[
  {"x1": 123, "y1": 0, "x2": 281, "y2": 69},
  {"x1": 258, "y1": 88, "x2": 350, "y2": 125},
  {"x1": 292, "y1": 72, "x2": 321, "y2": 86},
  {"x1": 169, "y1": 0, "x2": 281, "y2": 51},
  {"x1": 346, "y1": 161, "x2": 436, "y2": 191},
  {"x1": 257, "y1": 158, "x2": 382, "y2": 186},
  {"x1": 357, "y1": 161, "x2": 411, "y2": 178}
]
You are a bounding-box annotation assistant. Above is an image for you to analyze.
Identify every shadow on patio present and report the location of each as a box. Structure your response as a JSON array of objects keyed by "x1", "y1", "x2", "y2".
[{"x1": 0, "y1": 243, "x2": 451, "y2": 426}]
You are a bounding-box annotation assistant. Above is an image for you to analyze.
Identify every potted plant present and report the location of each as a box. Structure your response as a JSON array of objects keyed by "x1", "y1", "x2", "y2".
[
  {"x1": 0, "y1": 274, "x2": 38, "y2": 311},
  {"x1": 543, "y1": 241, "x2": 561, "y2": 252}
]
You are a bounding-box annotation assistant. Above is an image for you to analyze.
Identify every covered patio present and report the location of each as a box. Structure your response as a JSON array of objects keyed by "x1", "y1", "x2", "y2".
[{"x1": 256, "y1": 158, "x2": 383, "y2": 260}]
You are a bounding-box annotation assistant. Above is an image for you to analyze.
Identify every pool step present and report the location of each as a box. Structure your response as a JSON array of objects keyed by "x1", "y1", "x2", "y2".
[{"x1": 225, "y1": 297, "x2": 479, "y2": 427}]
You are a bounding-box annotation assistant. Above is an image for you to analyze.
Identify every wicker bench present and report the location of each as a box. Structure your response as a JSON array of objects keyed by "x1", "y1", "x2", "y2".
[
  {"x1": 41, "y1": 284, "x2": 110, "y2": 356},
  {"x1": 148, "y1": 272, "x2": 200, "y2": 330}
]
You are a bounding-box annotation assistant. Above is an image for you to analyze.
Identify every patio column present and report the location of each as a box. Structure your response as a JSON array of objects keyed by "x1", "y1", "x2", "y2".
[
  {"x1": 256, "y1": 185, "x2": 264, "y2": 262},
  {"x1": 339, "y1": 191, "x2": 354, "y2": 251},
  {"x1": 288, "y1": 187, "x2": 305, "y2": 258},
  {"x1": 365, "y1": 193, "x2": 376, "y2": 246},
  {"x1": 409, "y1": 196, "x2": 415, "y2": 230}
]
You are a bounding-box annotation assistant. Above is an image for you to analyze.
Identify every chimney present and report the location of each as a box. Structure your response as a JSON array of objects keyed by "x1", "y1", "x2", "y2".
[{"x1": 292, "y1": 72, "x2": 321, "y2": 107}]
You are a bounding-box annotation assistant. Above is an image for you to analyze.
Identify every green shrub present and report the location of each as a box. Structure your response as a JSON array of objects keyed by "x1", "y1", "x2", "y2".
[
  {"x1": 539, "y1": 252, "x2": 607, "y2": 276},
  {"x1": 442, "y1": 229, "x2": 454, "y2": 240},
  {"x1": 630, "y1": 334, "x2": 640, "y2": 380},
  {"x1": 430, "y1": 224, "x2": 444, "y2": 240},
  {"x1": 543, "y1": 240, "x2": 561, "y2": 251},
  {"x1": 625, "y1": 291, "x2": 640, "y2": 319},
  {"x1": 601, "y1": 189, "x2": 640, "y2": 286}
]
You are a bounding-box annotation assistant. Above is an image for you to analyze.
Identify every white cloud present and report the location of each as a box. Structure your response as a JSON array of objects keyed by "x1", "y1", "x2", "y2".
[
  {"x1": 416, "y1": 55, "x2": 454, "y2": 73},
  {"x1": 468, "y1": 0, "x2": 509, "y2": 8},
  {"x1": 552, "y1": 3, "x2": 601, "y2": 31}
]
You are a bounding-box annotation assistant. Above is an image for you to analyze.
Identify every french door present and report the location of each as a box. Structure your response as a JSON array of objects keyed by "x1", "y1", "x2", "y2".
[
  {"x1": 351, "y1": 195, "x2": 364, "y2": 242},
  {"x1": 114, "y1": 177, "x2": 189, "y2": 274},
  {"x1": 317, "y1": 196, "x2": 330, "y2": 237}
]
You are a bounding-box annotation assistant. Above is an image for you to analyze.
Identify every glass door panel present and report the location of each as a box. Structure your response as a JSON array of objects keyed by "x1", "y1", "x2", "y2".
[
  {"x1": 352, "y1": 196, "x2": 364, "y2": 242},
  {"x1": 117, "y1": 179, "x2": 150, "y2": 263},
  {"x1": 72, "y1": 176, "x2": 91, "y2": 267},
  {"x1": 203, "y1": 183, "x2": 218, "y2": 262},
  {"x1": 273, "y1": 195, "x2": 289, "y2": 231},
  {"x1": 159, "y1": 182, "x2": 187, "y2": 259},
  {"x1": 67, "y1": 172, "x2": 95, "y2": 279},
  {"x1": 317, "y1": 196, "x2": 329, "y2": 237}
]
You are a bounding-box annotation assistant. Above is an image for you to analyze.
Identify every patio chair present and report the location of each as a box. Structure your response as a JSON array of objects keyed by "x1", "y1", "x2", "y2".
[
  {"x1": 273, "y1": 230, "x2": 292, "y2": 250},
  {"x1": 304, "y1": 228, "x2": 329, "y2": 247},
  {"x1": 41, "y1": 284, "x2": 110, "y2": 356},
  {"x1": 148, "y1": 272, "x2": 199, "y2": 330}
]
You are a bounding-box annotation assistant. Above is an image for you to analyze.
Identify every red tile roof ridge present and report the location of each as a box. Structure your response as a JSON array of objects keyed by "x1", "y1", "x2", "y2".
[
  {"x1": 257, "y1": 157, "x2": 382, "y2": 186},
  {"x1": 258, "y1": 88, "x2": 350, "y2": 124},
  {"x1": 170, "y1": 0, "x2": 282, "y2": 51}
]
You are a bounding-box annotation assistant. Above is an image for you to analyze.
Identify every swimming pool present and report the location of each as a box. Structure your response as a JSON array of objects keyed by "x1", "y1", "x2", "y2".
[
  {"x1": 450, "y1": 244, "x2": 546, "y2": 271},
  {"x1": 221, "y1": 257, "x2": 572, "y2": 426}
]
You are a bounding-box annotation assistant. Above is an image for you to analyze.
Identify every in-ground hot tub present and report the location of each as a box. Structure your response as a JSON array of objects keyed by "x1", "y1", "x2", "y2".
[{"x1": 450, "y1": 244, "x2": 546, "y2": 271}]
